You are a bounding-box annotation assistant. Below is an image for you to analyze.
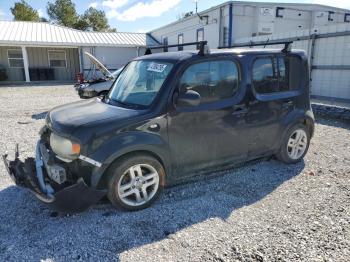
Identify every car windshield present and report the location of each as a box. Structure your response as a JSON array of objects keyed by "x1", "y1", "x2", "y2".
[{"x1": 108, "y1": 60, "x2": 174, "y2": 108}]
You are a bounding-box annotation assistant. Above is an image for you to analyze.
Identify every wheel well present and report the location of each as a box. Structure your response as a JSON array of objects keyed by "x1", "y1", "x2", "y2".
[
  {"x1": 97, "y1": 150, "x2": 166, "y2": 189},
  {"x1": 302, "y1": 118, "x2": 314, "y2": 137}
]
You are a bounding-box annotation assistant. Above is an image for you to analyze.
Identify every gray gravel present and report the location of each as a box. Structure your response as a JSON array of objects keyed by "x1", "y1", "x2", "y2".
[{"x1": 0, "y1": 85, "x2": 349, "y2": 262}]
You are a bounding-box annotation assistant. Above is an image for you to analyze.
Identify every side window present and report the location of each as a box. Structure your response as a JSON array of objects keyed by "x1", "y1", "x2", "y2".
[
  {"x1": 253, "y1": 56, "x2": 302, "y2": 94},
  {"x1": 252, "y1": 58, "x2": 279, "y2": 94},
  {"x1": 8, "y1": 49, "x2": 24, "y2": 68},
  {"x1": 278, "y1": 57, "x2": 288, "y2": 92},
  {"x1": 279, "y1": 56, "x2": 302, "y2": 91},
  {"x1": 179, "y1": 60, "x2": 239, "y2": 105}
]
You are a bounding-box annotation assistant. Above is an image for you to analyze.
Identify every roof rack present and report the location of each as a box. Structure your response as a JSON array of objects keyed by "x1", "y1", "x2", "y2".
[
  {"x1": 218, "y1": 40, "x2": 293, "y2": 53},
  {"x1": 144, "y1": 41, "x2": 209, "y2": 56}
]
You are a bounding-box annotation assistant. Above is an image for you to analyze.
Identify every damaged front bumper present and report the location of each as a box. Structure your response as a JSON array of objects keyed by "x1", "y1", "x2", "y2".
[{"x1": 2, "y1": 141, "x2": 106, "y2": 213}]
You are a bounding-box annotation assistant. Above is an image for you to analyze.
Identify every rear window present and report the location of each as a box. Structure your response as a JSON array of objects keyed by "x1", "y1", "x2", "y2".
[{"x1": 253, "y1": 56, "x2": 302, "y2": 94}]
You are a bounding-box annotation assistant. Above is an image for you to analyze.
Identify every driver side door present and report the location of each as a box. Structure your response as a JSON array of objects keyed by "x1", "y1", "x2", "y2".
[{"x1": 167, "y1": 58, "x2": 248, "y2": 178}]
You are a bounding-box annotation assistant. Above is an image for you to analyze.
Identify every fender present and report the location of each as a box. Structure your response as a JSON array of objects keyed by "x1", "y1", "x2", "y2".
[
  {"x1": 279, "y1": 109, "x2": 315, "y2": 148},
  {"x1": 88, "y1": 131, "x2": 171, "y2": 189}
]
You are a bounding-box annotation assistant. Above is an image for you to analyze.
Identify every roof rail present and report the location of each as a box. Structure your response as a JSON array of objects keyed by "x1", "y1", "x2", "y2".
[
  {"x1": 218, "y1": 40, "x2": 293, "y2": 53},
  {"x1": 144, "y1": 41, "x2": 209, "y2": 56}
]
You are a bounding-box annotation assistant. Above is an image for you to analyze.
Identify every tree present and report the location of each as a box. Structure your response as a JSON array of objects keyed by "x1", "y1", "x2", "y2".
[
  {"x1": 47, "y1": 0, "x2": 78, "y2": 28},
  {"x1": 81, "y1": 7, "x2": 116, "y2": 32},
  {"x1": 47, "y1": 1, "x2": 116, "y2": 32},
  {"x1": 11, "y1": 0, "x2": 40, "y2": 22}
]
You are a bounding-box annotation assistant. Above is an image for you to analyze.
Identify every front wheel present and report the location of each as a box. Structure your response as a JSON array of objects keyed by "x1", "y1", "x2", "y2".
[
  {"x1": 276, "y1": 124, "x2": 310, "y2": 164},
  {"x1": 107, "y1": 154, "x2": 165, "y2": 211}
]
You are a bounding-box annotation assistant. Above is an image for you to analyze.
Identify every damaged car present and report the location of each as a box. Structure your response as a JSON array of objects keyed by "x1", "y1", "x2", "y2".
[
  {"x1": 75, "y1": 52, "x2": 124, "y2": 99},
  {"x1": 3, "y1": 41, "x2": 314, "y2": 213}
]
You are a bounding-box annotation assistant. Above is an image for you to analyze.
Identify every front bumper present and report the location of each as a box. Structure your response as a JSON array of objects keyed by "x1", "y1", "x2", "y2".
[{"x1": 2, "y1": 141, "x2": 106, "y2": 213}]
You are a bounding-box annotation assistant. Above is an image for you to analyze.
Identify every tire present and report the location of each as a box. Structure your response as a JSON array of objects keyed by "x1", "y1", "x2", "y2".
[
  {"x1": 276, "y1": 124, "x2": 310, "y2": 164},
  {"x1": 107, "y1": 154, "x2": 165, "y2": 211}
]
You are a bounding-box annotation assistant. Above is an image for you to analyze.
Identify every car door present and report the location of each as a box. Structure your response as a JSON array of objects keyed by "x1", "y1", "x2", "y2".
[
  {"x1": 167, "y1": 58, "x2": 248, "y2": 178},
  {"x1": 245, "y1": 55, "x2": 301, "y2": 157}
]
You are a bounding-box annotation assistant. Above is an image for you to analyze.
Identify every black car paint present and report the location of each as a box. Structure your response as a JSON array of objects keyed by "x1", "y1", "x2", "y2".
[
  {"x1": 49, "y1": 50, "x2": 313, "y2": 187},
  {"x1": 4, "y1": 49, "x2": 314, "y2": 211}
]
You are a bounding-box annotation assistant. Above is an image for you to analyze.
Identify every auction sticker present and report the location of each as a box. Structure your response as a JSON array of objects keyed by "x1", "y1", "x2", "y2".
[{"x1": 147, "y1": 62, "x2": 167, "y2": 73}]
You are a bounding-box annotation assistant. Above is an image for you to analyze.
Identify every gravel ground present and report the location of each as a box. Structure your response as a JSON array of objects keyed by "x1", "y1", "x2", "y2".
[{"x1": 0, "y1": 85, "x2": 349, "y2": 262}]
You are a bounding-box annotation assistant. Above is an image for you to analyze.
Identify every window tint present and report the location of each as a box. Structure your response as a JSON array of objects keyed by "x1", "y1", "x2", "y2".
[
  {"x1": 252, "y1": 58, "x2": 279, "y2": 93},
  {"x1": 253, "y1": 56, "x2": 302, "y2": 94},
  {"x1": 179, "y1": 60, "x2": 239, "y2": 105},
  {"x1": 281, "y1": 56, "x2": 302, "y2": 90},
  {"x1": 278, "y1": 57, "x2": 288, "y2": 91}
]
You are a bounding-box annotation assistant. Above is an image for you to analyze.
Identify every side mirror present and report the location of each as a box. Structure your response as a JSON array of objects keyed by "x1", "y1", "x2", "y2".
[{"x1": 177, "y1": 90, "x2": 201, "y2": 107}]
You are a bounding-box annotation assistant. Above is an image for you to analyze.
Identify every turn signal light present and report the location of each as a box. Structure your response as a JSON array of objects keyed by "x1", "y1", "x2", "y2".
[{"x1": 72, "y1": 143, "x2": 81, "y2": 154}]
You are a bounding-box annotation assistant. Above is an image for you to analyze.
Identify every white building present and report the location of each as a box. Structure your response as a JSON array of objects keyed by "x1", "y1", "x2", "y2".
[
  {"x1": 150, "y1": 1, "x2": 350, "y2": 102},
  {"x1": 150, "y1": 1, "x2": 350, "y2": 50},
  {"x1": 0, "y1": 21, "x2": 158, "y2": 83}
]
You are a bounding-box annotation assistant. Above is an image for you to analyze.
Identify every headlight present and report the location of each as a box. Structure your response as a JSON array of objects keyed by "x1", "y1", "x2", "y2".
[{"x1": 50, "y1": 133, "x2": 81, "y2": 160}]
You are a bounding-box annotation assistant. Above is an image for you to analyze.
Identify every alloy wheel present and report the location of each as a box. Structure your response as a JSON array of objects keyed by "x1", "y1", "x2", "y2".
[
  {"x1": 117, "y1": 164, "x2": 159, "y2": 207},
  {"x1": 287, "y1": 129, "x2": 308, "y2": 160}
]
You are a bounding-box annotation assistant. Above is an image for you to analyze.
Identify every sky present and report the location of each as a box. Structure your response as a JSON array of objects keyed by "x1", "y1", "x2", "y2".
[{"x1": 0, "y1": 0, "x2": 349, "y2": 32}]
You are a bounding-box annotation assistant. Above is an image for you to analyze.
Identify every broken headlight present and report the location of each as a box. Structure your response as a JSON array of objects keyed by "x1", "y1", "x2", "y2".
[{"x1": 50, "y1": 133, "x2": 81, "y2": 160}]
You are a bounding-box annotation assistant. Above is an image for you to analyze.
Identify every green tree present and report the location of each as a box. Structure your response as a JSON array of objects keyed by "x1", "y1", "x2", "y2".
[
  {"x1": 47, "y1": 0, "x2": 78, "y2": 28},
  {"x1": 47, "y1": 1, "x2": 116, "y2": 32},
  {"x1": 11, "y1": 0, "x2": 40, "y2": 22},
  {"x1": 74, "y1": 17, "x2": 89, "y2": 31},
  {"x1": 81, "y1": 7, "x2": 116, "y2": 32}
]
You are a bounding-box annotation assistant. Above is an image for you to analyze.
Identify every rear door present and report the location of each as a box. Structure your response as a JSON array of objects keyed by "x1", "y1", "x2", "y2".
[
  {"x1": 245, "y1": 54, "x2": 303, "y2": 157},
  {"x1": 167, "y1": 57, "x2": 248, "y2": 177}
]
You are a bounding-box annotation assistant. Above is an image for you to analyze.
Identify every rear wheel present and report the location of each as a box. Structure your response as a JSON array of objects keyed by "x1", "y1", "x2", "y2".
[
  {"x1": 107, "y1": 154, "x2": 165, "y2": 211},
  {"x1": 276, "y1": 124, "x2": 310, "y2": 164}
]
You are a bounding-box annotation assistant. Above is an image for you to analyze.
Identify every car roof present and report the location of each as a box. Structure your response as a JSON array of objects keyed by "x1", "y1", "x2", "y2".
[{"x1": 135, "y1": 48, "x2": 305, "y2": 62}]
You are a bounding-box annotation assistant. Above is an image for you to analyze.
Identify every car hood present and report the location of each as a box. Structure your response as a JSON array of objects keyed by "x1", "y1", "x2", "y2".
[
  {"x1": 85, "y1": 51, "x2": 112, "y2": 78},
  {"x1": 86, "y1": 80, "x2": 113, "y2": 92},
  {"x1": 48, "y1": 98, "x2": 141, "y2": 135}
]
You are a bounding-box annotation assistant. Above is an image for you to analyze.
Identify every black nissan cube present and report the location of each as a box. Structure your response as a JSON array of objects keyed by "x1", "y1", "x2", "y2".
[{"x1": 3, "y1": 42, "x2": 314, "y2": 212}]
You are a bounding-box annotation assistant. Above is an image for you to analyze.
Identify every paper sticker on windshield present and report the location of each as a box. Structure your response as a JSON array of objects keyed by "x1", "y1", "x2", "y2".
[{"x1": 147, "y1": 63, "x2": 167, "y2": 73}]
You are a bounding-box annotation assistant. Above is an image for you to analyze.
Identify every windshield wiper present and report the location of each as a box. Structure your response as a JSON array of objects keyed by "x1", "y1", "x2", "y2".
[{"x1": 107, "y1": 97, "x2": 144, "y2": 110}]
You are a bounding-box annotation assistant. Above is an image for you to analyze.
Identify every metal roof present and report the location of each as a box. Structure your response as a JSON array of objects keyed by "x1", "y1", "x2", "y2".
[{"x1": 0, "y1": 21, "x2": 159, "y2": 47}]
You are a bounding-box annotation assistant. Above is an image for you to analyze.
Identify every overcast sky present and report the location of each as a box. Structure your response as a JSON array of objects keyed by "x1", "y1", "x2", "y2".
[{"x1": 0, "y1": 0, "x2": 349, "y2": 32}]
